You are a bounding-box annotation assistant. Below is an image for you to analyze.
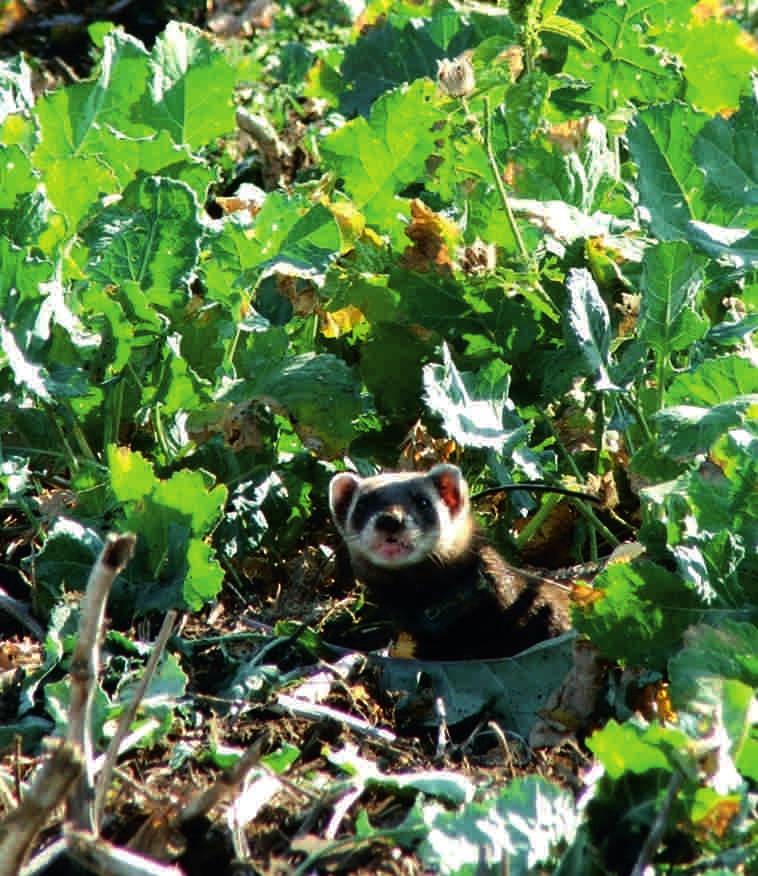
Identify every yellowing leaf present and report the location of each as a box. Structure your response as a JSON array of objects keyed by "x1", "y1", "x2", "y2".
[
  {"x1": 326, "y1": 200, "x2": 366, "y2": 249},
  {"x1": 320, "y1": 305, "x2": 366, "y2": 338}
]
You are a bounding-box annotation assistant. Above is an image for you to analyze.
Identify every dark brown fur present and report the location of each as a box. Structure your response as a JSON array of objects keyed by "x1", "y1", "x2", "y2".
[{"x1": 346, "y1": 530, "x2": 571, "y2": 661}]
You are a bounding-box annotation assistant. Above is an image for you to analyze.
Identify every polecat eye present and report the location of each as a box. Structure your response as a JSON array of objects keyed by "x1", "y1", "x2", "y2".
[{"x1": 413, "y1": 493, "x2": 432, "y2": 510}]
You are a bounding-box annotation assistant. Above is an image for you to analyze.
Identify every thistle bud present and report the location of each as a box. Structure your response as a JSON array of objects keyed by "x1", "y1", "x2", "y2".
[{"x1": 437, "y1": 54, "x2": 475, "y2": 98}]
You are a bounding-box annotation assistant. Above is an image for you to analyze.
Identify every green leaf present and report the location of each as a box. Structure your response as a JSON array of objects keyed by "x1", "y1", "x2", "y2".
[
  {"x1": 0, "y1": 54, "x2": 35, "y2": 123},
  {"x1": 628, "y1": 103, "x2": 709, "y2": 241},
  {"x1": 693, "y1": 87, "x2": 758, "y2": 214},
  {"x1": 107, "y1": 446, "x2": 227, "y2": 616},
  {"x1": 638, "y1": 241, "x2": 708, "y2": 358},
  {"x1": 641, "y1": 429, "x2": 758, "y2": 600},
  {"x1": 146, "y1": 22, "x2": 236, "y2": 149},
  {"x1": 540, "y1": 15, "x2": 590, "y2": 48},
  {"x1": 375, "y1": 633, "x2": 575, "y2": 737},
  {"x1": 513, "y1": 117, "x2": 616, "y2": 213},
  {"x1": 338, "y1": 19, "x2": 444, "y2": 116},
  {"x1": 84, "y1": 176, "x2": 202, "y2": 301},
  {"x1": 423, "y1": 344, "x2": 528, "y2": 451},
  {"x1": 360, "y1": 324, "x2": 428, "y2": 420},
  {"x1": 321, "y1": 79, "x2": 447, "y2": 242},
  {"x1": 108, "y1": 445, "x2": 159, "y2": 502},
  {"x1": 573, "y1": 561, "x2": 703, "y2": 669},
  {"x1": 561, "y1": 0, "x2": 683, "y2": 114},
  {"x1": 654, "y1": 399, "x2": 758, "y2": 460},
  {"x1": 669, "y1": 621, "x2": 758, "y2": 783},
  {"x1": 685, "y1": 222, "x2": 758, "y2": 269},
  {"x1": 666, "y1": 354, "x2": 758, "y2": 407},
  {"x1": 236, "y1": 197, "x2": 342, "y2": 291},
  {"x1": 587, "y1": 720, "x2": 688, "y2": 778},
  {"x1": 0, "y1": 144, "x2": 36, "y2": 209},
  {"x1": 250, "y1": 353, "x2": 363, "y2": 456},
  {"x1": 338, "y1": 4, "x2": 517, "y2": 115},
  {"x1": 665, "y1": 18, "x2": 757, "y2": 114},
  {"x1": 114, "y1": 652, "x2": 188, "y2": 745},
  {"x1": 669, "y1": 621, "x2": 758, "y2": 708},
  {"x1": 153, "y1": 469, "x2": 228, "y2": 538},
  {"x1": 564, "y1": 268, "x2": 616, "y2": 390},
  {"x1": 418, "y1": 776, "x2": 578, "y2": 876},
  {"x1": 0, "y1": 317, "x2": 53, "y2": 402},
  {"x1": 45, "y1": 678, "x2": 111, "y2": 745},
  {"x1": 32, "y1": 518, "x2": 104, "y2": 617}
]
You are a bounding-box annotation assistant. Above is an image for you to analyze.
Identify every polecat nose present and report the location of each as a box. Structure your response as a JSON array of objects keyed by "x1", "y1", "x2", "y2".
[{"x1": 375, "y1": 512, "x2": 404, "y2": 534}]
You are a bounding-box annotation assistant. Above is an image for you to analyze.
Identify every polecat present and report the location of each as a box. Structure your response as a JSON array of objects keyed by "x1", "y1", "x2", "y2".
[{"x1": 329, "y1": 464, "x2": 571, "y2": 660}]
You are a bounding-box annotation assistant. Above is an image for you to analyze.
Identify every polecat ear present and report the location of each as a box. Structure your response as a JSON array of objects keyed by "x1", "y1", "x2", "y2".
[
  {"x1": 427, "y1": 464, "x2": 468, "y2": 517},
  {"x1": 329, "y1": 472, "x2": 361, "y2": 530}
]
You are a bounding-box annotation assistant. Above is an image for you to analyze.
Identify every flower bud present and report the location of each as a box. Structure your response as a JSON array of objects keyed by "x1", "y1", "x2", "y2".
[{"x1": 436, "y1": 54, "x2": 475, "y2": 98}]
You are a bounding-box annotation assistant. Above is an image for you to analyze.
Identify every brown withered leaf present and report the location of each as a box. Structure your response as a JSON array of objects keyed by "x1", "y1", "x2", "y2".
[
  {"x1": 585, "y1": 471, "x2": 619, "y2": 511},
  {"x1": 390, "y1": 632, "x2": 418, "y2": 659},
  {"x1": 529, "y1": 639, "x2": 608, "y2": 748},
  {"x1": 695, "y1": 797, "x2": 742, "y2": 839},
  {"x1": 497, "y1": 45, "x2": 525, "y2": 82},
  {"x1": 400, "y1": 199, "x2": 458, "y2": 274},
  {"x1": 276, "y1": 274, "x2": 319, "y2": 316},
  {"x1": 546, "y1": 118, "x2": 591, "y2": 154},
  {"x1": 570, "y1": 582, "x2": 604, "y2": 609},
  {"x1": 399, "y1": 420, "x2": 458, "y2": 470}
]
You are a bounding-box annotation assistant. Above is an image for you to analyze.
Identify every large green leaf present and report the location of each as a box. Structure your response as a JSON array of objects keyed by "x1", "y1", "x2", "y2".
[
  {"x1": 653, "y1": 400, "x2": 758, "y2": 460},
  {"x1": 587, "y1": 720, "x2": 688, "y2": 778},
  {"x1": 321, "y1": 79, "x2": 447, "y2": 241},
  {"x1": 637, "y1": 241, "x2": 708, "y2": 359},
  {"x1": 693, "y1": 86, "x2": 758, "y2": 225},
  {"x1": 669, "y1": 621, "x2": 758, "y2": 782},
  {"x1": 628, "y1": 102, "x2": 709, "y2": 241},
  {"x1": 641, "y1": 428, "x2": 758, "y2": 602},
  {"x1": 107, "y1": 446, "x2": 227, "y2": 617},
  {"x1": 573, "y1": 560, "x2": 704, "y2": 669},
  {"x1": 339, "y1": 2, "x2": 517, "y2": 115},
  {"x1": 667, "y1": 354, "x2": 758, "y2": 406},
  {"x1": 220, "y1": 353, "x2": 363, "y2": 456},
  {"x1": 146, "y1": 22, "x2": 236, "y2": 149},
  {"x1": 564, "y1": 268, "x2": 616, "y2": 390},
  {"x1": 665, "y1": 17, "x2": 757, "y2": 114},
  {"x1": 84, "y1": 176, "x2": 202, "y2": 302},
  {"x1": 561, "y1": 0, "x2": 684, "y2": 114},
  {"x1": 423, "y1": 344, "x2": 528, "y2": 452},
  {"x1": 31, "y1": 518, "x2": 104, "y2": 617}
]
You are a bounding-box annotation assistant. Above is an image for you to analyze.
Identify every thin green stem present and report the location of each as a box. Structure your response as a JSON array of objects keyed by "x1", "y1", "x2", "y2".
[
  {"x1": 153, "y1": 405, "x2": 172, "y2": 463},
  {"x1": 593, "y1": 393, "x2": 606, "y2": 474},
  {"x1": 574, "y1": 501, "x2": 620, "y2": 550},
  {"x1": 656, "y1": 353, "x2": 667, "y2": 414},
  {"x1": 483, "y1": 97, "x2": 529, "y2": 264},
  {"x1": 513, "y1": 492, "x2": 561, "y2": 550}
]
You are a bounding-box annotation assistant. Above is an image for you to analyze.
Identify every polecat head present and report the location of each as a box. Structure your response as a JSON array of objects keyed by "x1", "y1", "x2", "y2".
[{"x1": 329, "y1": 464, "x2": 473, "y2": 569}]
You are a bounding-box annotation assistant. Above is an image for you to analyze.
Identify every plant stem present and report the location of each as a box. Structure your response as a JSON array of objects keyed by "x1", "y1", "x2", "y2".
[
  {"x1": 630, "y1": 769, "x2": 684, "y2": 876},
  {"x1": 574, "y1": 501, "x2": 620, "y2": 550},
  {"x1": 513, "y1": 491, "x2": 561, "y2": 550},
  {"x1": 483, "y1": 97, "x2": 529, "y2": 264}
]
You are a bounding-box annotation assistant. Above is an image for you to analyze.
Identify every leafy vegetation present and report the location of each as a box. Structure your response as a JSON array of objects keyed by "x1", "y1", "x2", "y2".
[{"x1": 0, "y1": 0, "x2": 756, "y2": 872}]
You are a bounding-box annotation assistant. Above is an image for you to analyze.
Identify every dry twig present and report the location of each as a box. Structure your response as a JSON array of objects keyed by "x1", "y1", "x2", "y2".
[
  {"x1": 0, "y1": 741, "x2": 82, "y2": 876},
  {"x1": 66, "y1": 533, "x2": 137, "y2": 832}
]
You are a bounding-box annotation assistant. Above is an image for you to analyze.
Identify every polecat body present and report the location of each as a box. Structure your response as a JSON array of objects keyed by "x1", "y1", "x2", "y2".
[{"x1": 329, "y1": 464, "x2": 571, "y2": 660}]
